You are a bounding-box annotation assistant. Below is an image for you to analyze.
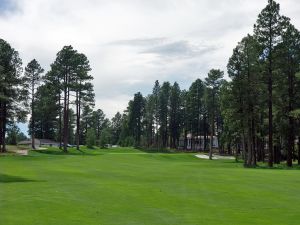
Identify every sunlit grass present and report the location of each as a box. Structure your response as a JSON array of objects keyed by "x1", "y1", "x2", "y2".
[{"x1": 1, "y1": 147, "x2": 299, "y2": 225}]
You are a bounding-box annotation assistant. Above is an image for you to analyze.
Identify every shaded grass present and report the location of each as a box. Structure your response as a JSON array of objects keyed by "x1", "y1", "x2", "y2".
[
  {"x1": 0, "y1": 147, "x2": 299, "y2": 225},
  {"x1": 0, "y1": 174, "x2": 39, "y2": 183},
  {"x1": 32, "y1": 146, "x2": 142, "y2": 156}
]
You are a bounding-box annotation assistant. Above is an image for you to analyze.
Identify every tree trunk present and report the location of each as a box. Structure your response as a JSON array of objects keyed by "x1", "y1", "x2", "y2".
[
  {"x1": 287, "y1": 63, "x2": 294, "y2": 167},
  {"x1": 242, "y1": 131, "x2": 247, "y2": 167},
  {"x1": 209, "y1": 117, "x2": 214, "y2": 160},
  {"x1": 184, "y1": 129, "x2": 187, "y2": 151},
  {"x1": 76, "y1": 86, "x2": 81, "y2": 151},
  {"x1": 253, "y1": 133, "x2": 257, "y2": 166},
  {"x1": 58, "y1": 91, "x2": 62, "y2": 150},
  {"x1": 298, "y1": 138, "x2": 300, "y2": 165},
  {"x1": 1, "y1": 102, "x2": 7, "y2": 152},
  {"x1": 247, "y1": 129, "x2": 252, "y2": 167},
  {"x1": 31, "y1": 84, "x2": 36, "y2": 149},
  {"x1": 63, "y1": 71, "x2": 69, "y2": 153},
  {"x1": 0, "y1": 100, "x2": 3, "y2": 152},
  {"x1": 268, "y1": 65, "x2": 273, "y2": 167},
  {"x1": 156, "y1": 119, "x2": 159, "y2": 150},
  {"x1": 235, "y1": 144, "x2": 239, "y2": 162},
  {"x1": 209, "y1": 92, "x2": 215, "y2": 160},
  {"x1": 251, "y1": 116, "x2": 256, "y2": 166},
  {"x1": 204, "y1": 115, "x2": 208, "y2": 151}
]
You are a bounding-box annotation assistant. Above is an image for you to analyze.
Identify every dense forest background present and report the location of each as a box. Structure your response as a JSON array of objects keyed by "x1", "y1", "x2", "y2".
[{"x1": 1, "y1": 0, "x2": 300, "y2": 167}]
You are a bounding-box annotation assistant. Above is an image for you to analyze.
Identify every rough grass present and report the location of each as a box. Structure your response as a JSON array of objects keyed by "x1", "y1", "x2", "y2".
[{"x1": 0, "y1": 147, "x2": 299, "y2": 225}]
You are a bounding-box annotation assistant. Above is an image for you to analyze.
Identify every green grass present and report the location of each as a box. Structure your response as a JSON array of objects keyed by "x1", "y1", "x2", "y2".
[{"x1": 1, "y1": 147, "x2": 300, "y2": 225}]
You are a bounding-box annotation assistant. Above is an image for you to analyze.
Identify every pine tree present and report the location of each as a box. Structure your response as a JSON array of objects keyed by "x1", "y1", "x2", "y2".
[
  {"x1": 205, "y1": 69, "x2": 224, "y2": 160},
  {"x1": 24, "y1": 59, "x2": 44, "y2": 149},
  {"x1": 51, "y1": 46, "x2": 94, "y2": 152},
  {"x1": 0, "y1": 39, "x2": 26, "y2": 152},
  {"x1": 169, "y1": 82, "x2": 181, "y2": 149},
  {"x1": 227, "y1": 35, "x2": 261, "y2": 166},
  {"x1": 152, "y1": 80, "x2": 160, "y2": 148},
  {"x1": 72, "y1": 53, "x2": 94, "y2": 150},
  {"x1": 111, "y1": 112, "x2": 122, "y2": 144},
  {"x1": 254, "y1": 0, "x2": 284, "y2": 167},
  {"x1": 186, "y1": 79, "x2": 205, "y2": 150},
  {"x1": 128, "y1": 92, "x2": 145, "y2": 147},
  {"x1": 277, "y1": 20, "x2": 300, "y2": 166},
  {"x1": 33, "y1": 83, "x2": 58, "y2": 140},
  {"x1": 158, "y1": 82, "x2": 171, "y2": 148},
  {"x1": 144, "y1": 95, "x2": 155, "y2": 147}
]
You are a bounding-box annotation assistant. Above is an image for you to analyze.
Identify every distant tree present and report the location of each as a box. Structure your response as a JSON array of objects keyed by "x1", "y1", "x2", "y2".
[
  {"x1": 99, "y1": 128, "x2": 112, "y2": 148},
  {"x1": 169, "y1": 82, "x2": 181, "y2": 148},
  {"x1": 180, "y1": 90, "x2": 189, "y2": 150},
  {"x1": 118, "y1": 113, "x2": 130, "y2": 146},
  {"x1": 86, "y1": 128, "x2": 96, "y2": 149},
  {"x1": 23, "y1": 59, "x2": 44, "y2": 149},
  {"x1": 158, "y1": 82, "x2": 171, "y2": 148},
  {"x1": 72, "y1": 53, "x2": 94, "y2": 151},
  {"x1": 152, "y1": 80, "x2": 160, "y2": 148},
  {"x1": 144, "y1": 95, "x2": 155, "y2": 147},
  {"x1": 80, "y1": 105, "x2": 94, "y2": 144},
  {"x1": 51, "y1": 46, "x2": 94, "y2": 152},
  {"x1": 92, "y1": 109, "x2": 106, "y2": 142},
  {"x1": 186, "y1": 79, "x2": 205, "y2": 150},
  {"x1": 32, "y1": 83, "x2": 58, "y2": 140},
  {"x1": 52, "y1": 46, "x2": 77, "y2": 152},
  {"x1": 43, "y1": 65, "x2": 64, "y2": 148},
  {"x1": 128, "y1": 92, "x2": 145, "y2": 147},
  {"x1": 219, "y1": 81, "x2": 241, "y2": 161},
  {"x1": 205, "y1": 69, "x2": 224, "y2": 159},
  {"x1": 111, "y1": 112, "x2": 122, "y2": 144},
  {"x1": 6, "y1": 124, "x2": 27, "y2": 145}
]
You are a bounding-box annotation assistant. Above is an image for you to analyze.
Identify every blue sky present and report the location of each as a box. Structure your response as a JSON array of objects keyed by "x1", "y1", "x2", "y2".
[
  {"x1": 0, "y1": 0, "x2": 14, "y2": 13},
  {"x1": 0, "y1": 0, "x2": 9, "y2": 10},
  {"x1": 1, "y1": 0, "x2": 300, "y2": 135}
]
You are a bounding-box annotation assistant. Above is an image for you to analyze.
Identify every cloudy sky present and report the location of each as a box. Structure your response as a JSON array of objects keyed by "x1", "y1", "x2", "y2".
[{"x1": 1, "y1": 0, "x2": 300, "y2": 120}]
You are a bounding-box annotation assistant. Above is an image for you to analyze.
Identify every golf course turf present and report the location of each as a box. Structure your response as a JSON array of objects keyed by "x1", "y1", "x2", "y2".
[{"x1": 1, "y1": 147, "x2": 299, "y2": 225}]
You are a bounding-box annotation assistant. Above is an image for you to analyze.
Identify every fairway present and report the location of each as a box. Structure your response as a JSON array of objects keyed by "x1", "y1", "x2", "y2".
[{"x1": 1, "y1": 148, "x2": 300, "y2": 225}]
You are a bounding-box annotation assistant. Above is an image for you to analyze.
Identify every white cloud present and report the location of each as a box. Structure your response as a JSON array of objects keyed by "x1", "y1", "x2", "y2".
[{"x1": 0, "y1": 0, "x2": 300, "y2": 120}]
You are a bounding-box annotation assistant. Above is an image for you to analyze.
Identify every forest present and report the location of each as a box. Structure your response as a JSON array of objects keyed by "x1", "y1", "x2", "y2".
[{"x1": 1, "y1": 0, "x2": 300, "y2": 168}]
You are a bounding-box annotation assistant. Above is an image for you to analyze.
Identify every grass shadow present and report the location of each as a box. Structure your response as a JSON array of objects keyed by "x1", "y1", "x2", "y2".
[
  {"x1": 136, "y1": 146, "x2": 204, "y2": 154},
  {"x1": 137, "y1": 147, "x2": 176, "y2": 154},
  {"x1": 0, "y1": 174, "x2": 40, "y2": 183},
  {"x1": 221, "y1": 159, "x2": 300, "y2": 170},
  {"x1": 34, "y1": 149, "x2": 98, "y2": 156},
  {"x1": 249, "y1": 164, "x2": 300, "y2": 170}
]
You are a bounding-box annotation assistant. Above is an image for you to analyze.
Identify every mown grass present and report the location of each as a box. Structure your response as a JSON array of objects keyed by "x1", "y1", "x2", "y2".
[{"x1": 0, "y1": 147, "x2": 299, "y2": 225}]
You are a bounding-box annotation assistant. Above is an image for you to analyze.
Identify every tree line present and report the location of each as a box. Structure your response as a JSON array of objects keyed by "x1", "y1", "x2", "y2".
[
  {"x1": 0, "y1": 42, "x2": 108, "y2": 152},
  {"x1": 224, "y1": 0, "x2": 300, "y2": 167},
  {"x1": 1, "y1": 0, "x2": 300, "y2": 167},
  {"x1": 116, "y1": 0, "x2": 300, "y2": 167}
]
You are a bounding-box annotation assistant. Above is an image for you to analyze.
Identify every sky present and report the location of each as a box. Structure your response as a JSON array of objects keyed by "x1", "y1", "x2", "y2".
[{"x1": 1, "y1": 0, "x2": 300, "y2": 127}]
